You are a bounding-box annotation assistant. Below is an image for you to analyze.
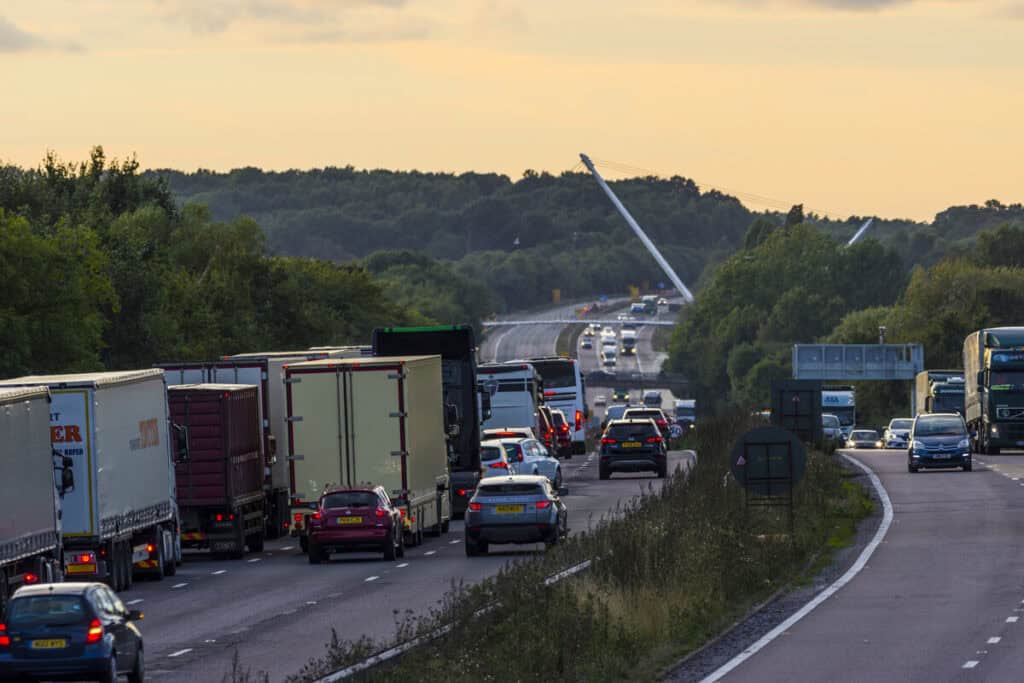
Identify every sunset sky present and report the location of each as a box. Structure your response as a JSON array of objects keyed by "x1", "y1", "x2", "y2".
[{"x1": 3, "y1": 0, "x2": 1023, "y2": 221}]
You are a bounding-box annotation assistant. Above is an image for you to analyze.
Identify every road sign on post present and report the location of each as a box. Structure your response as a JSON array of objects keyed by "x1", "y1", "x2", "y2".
[
  {"x1": 770, "y1": 379, "x2": 823, "y2": 444},
  {"x1": 730, "y1": 426, "x2": 807, "y2": 536}
]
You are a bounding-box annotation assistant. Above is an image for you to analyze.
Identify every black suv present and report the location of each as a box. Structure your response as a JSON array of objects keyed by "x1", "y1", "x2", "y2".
[{"x1": 599, "y1": 418, "x2": 667, "y2": 479}]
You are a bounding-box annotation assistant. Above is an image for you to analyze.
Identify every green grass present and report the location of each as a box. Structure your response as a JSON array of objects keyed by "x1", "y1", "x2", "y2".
[
  {"x1": 273, "y1": 415, "x2": 873, "y2": 683},
  {"x1": 556, "y1": 323, "x2": 587, "y2": 358}
]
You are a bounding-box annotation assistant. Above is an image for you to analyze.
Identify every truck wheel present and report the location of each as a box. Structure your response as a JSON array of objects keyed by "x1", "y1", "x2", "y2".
[
  {"x1": 441, "y1": 519, "x2": 450, "y2": 534},
  {"x1": 307, "y1": 539, "x2": 322, "y2": 564},
  {"x1": 164, "y1": 556, "x2": 177, "y2": 577},
  {"x1": 299, "y1": 535, "x2": 308, "y2": 554},
  {"x1": 108, "y1": 545, "x2": 123, "y2": 591},
  {"x1": 248, "y1": 533, "x2": 265, "y2": 553},
  {"x1": 152, "y1": 537, "x2": 165, "y2": 581}
]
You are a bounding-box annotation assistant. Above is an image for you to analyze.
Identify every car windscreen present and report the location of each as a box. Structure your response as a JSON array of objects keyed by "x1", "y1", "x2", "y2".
[
  {"x1": 915, "y1": 417, "x2": 966, "y2": 436},
  {"x1": 823, "y1": 416, "x2": 840, "y2": 427},
  {"x1": 477, "y1": 484, "x2": 544, "y2": 496},
  {"x1": 890, "y1": 419, "x2": 913, "y2": 430},
  {"x1": 322, "y1": 492, "x2": 378, "y2": 509},
  {"x1": 851, "y1": 431, "x2": 877, "y2": 439},
  {"x1": 481, "y1": 445, "x2": 504, "y2": 462},
  {"x1": 606, "y1": 423, "x2": 658, "y2": 440},
  {"x1": 7, "y1": 595, "x2": 90, "y2": 627}
]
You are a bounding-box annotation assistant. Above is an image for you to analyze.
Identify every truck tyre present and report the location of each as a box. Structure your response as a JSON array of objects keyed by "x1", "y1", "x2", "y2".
[
  {"x1": 108, "y1": 545, "x2": 123, "y2": 592},
  {"x1": 441, "y1": 518, "x2": 450, "y2": 534},
  {"x1": 307, "y1": 539, "x2": 322, "y2": 564},
  {"x1": 248, "y1": 533, "x2": 265, "y2": 553},
  {"x1": 152, "y1": 537, "x2": 165, "y2": 581},
  {"x1": 383, "y1": 530, "x2": 397, "y2": 561},
  {"x1": 164, "y1": 556, "x2": 176, "y2": 577}
]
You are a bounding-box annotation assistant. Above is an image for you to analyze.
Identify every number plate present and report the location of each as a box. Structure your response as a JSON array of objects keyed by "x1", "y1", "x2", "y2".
[
  {"x1": 933, "y1": 453, "x2": 949, "y2": 459},
  {"x1": 495, "y1": 504, "x2": 523, "y2": 514},
  {"x1": 337, "y1": 516, "x2": 362, "y2": 525},
  {"x1": 622, "y1": 441, "x2": 642, "y2": 448},
  {"x1": 31, "y1": 639, "x2": 67, "y2": 649}
]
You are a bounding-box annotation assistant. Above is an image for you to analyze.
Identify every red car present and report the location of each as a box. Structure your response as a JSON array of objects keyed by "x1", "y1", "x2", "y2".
[
  {"x1": 537, "y1": 405, "x2": 557, "y2": 453},
  {"x1": 549, "y1": 409, "x2": 573, "y2": 459},
  {"x1": 306, "y1": 486, "x2": 405, "y2": 563}
]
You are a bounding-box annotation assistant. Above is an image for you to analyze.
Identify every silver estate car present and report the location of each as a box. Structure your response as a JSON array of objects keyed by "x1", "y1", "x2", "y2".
[{"x1": 464, "y1": 475, "x2": 568, "y2": 556}]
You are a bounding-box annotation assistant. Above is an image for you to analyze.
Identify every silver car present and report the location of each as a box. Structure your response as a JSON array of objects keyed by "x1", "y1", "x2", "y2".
[
  {"x1": 480, "y1": 439, "x2": 516, "y2": 479},
  {"x1": 464, "y1": 475, "x2": 568, "y2": 555},
  {"x1": 822, "y1": 413, "x2": 842, "y2": 442},
  {"x1": 497, "y1": 438, "x2": 563, "y2": 489},
  {"x1": 883, "y1": 418, "x2": 913, "y2": 449}
]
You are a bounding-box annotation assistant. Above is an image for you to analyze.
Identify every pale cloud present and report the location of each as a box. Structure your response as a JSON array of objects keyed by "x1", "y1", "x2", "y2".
[
  {"x1": 473, "y1": 1, "x2": 529, "y2": 34},
  {"x1": 0, "y1": 15, "x2": 83, "y2": 52},
  {"x1": 156, "y1": 0, "x2": 412, "y2": 36},
  {"x1": 996, "y1": 2, "x2": 1024, "y2": 18}
]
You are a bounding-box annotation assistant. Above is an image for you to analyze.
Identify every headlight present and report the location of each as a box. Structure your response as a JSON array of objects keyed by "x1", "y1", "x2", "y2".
[
  {"x1": 912, "y1": 440, "x2": 926, "y2": 450},
  {"x1": 958, "y1": 438, "x2": 970, "y2": 449},
  {"x1": 991, "y1": 425, "x2": 999, "y2": 435}
]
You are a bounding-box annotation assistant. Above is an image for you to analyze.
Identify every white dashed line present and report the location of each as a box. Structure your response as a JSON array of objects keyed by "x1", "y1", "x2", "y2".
[
  {"x1": 424, "y1": 550, "x2": 436, "y2": 556},
  {"x1": 449, "y1": 540, "x2": 460, "y2": 545},
  {"x1": 126, "y1": 599, "x2": 144, "y2": 605},
  {"x1": 212, "y1": 570, "x2": 227, "y2": 575},
  {"x1": 988, "y1": 637, "x2": 1002, "y2": 644},
  {"x1": 1007, "y1": 616, "x2": 1019, "y2": 623},
  {"x1": 172, "y1": 582, "x2": 188, "y2": 589},
  {"x1": 168, "y1": 649, "x2": 192, "y2": 658},
  {"x1": 396, "y1": 563, "x2": 409, "y2": 568},
  {"x1": 246, "y1": 558, "x2": 261, "y2": 563},
  {"x1": 963, "y1": 661, "x2": 980, "y2": 669},
  {"x1": 365, "y1": 576, "x2": 379, "y2": 582},
  {"x1": 281, "y1": 546, "x2": 294, "y2": 551}
]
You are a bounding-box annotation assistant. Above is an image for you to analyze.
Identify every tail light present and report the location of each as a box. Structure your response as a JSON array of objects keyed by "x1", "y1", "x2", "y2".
[
  {"x1": 399, "y1": 509, "x2": 406, "y2": 518},
  {"x1": 24, "y1": 573, "x2": 39, "y2": 584},
  {"x1": 535, "y1": 500, "x2": 551, "y2": 509},
  {"x1": 0, "y1": 623, "x2": 9, "y2": 648},
  {"x1": 312, "y1": 511, "x2": 321, "y2": 520},
  {"x1": 560, "y1": 425, "x2": 569, "y2": 434},
  {"x1": 468, "y1": 502, "x2": 482, "y2": 511},
  {"x1": 488, "y1": 461, "x2": 509, "y2": 469},
  {"x1": 376, "y1": 508, "x2": 387, "y2": 518},
  {"x1": 601, "y1": 437, "x2": 617, "y2": 444},
  {"x1": 77, "y1": 554, "x2": 94, "y2": 564},
  {"x1": 146, "y1": 544, "x2": 156, "y2": 554},
  {"x1": 575, "y1": 410, "x2": 582, "y2": 431},
  {"x1": 215, "y1": 513, "x2": 233, "y2": 522},
  {"x1": 86, "y1": 618, "x2": 103, "y2": 644},
  {"x1": 647, "y1": 436, "x2": 663, "y2": 443},
  {"x1": 293, "y1": 513, "x2": 303, "y2": 522},
  {"x1": 457, "y1": 488, "x2": 467, "y2": 497}
]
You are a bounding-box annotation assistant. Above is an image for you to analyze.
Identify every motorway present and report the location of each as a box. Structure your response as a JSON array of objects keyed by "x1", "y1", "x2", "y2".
[
  {"x1": 716, "y1": 447, "x2": 1024, "y2": 682},
  {"x1": 131, "y1": 302, "x2": 686, "y2": 681}
]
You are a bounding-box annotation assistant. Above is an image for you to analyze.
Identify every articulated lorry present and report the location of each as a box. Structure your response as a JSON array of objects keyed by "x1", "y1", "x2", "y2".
[
  {"x1": 964, "y1": 327, "x2": 1024, "y2": 454},
  {"x1": 156, "y1": 348, "x2": 367, "y2": 539},
  {"x1": 822, "y1": 385, "x2": 856, "y2": 440},
  {"x1": 371, "y1": 325, "x2": 488, "y2": 517},
  {"x1": 914, "y1": 370, "x2": 965, "y2": 416},
  {"x1": 0, "y1": 371, "x2": 182, "y2": 591},
  {"x1": 168, "y1": 385, "x2": 265, "y2": 557},
  {"x1": 285, "y1": 355, "x2": 451, "y2": 550},
  {"x1": 0, "y1": 387, "x2": 73, "y2": 615}
]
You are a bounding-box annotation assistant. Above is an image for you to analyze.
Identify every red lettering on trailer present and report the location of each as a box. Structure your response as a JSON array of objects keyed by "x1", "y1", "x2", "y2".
[{"x1": 51, "y1": 425, "x2": 83, "y2": 443}]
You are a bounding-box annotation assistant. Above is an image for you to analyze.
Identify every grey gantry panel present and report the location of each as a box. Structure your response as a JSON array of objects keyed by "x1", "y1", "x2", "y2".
[{"x1": 792, "y1": 344, "x2": 924, "y2": 380}]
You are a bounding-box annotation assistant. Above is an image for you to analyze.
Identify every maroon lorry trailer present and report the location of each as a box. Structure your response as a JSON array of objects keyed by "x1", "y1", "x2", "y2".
[{"x1": 168, "y1": 384, "x2": 265, "y2": 558}]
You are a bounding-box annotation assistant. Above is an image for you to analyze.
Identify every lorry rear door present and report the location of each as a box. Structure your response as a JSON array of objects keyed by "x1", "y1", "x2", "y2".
[
  {"x1": 348, "y1": 368, "x2": 404, "y2": 496},
  {"x1": 288, "y1": 369, "x2": 345, "y2": 503}
]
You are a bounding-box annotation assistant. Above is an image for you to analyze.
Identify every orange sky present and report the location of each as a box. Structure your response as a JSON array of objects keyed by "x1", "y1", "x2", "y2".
[{"x1": 3, "y1": 0, "x2": 1023, "y2": 221}]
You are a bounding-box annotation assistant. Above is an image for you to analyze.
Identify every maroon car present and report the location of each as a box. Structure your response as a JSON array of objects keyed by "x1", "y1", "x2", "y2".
[
  {"x1": 549, "y1": 409, "x2": 573, "y2": 459},
  {"x1": 306, "y1": 486, "x2": 404, "y2": 563}
]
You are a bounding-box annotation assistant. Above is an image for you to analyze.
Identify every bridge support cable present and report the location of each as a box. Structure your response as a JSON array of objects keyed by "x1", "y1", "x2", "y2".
[{"x1": 579, "y1": 153, "x2": 694, "y2": 303}]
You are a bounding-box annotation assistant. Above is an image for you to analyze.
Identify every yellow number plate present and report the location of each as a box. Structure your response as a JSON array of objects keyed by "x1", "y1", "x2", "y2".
[
  {"x1": 495, "y1": 504, "x2": 523, "y2": 514},
  {"x1": 31, "y1": 639, "x2": 67, "y2": 649},
  {"x1": 622, "y1": 441, "x2": 642, "y2": 448},
  {"x1": 337, "y1": 516, "x2": 362, "y2": 524}
]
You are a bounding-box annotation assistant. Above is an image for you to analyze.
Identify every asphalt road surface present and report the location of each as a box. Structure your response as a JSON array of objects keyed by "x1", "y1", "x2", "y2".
[
  {"x1": 130, "y1": 451, "x2": 693, "y2": 681},
  {"x1": 718, "y1": 447, "x2": 1024, "y2": 682}
]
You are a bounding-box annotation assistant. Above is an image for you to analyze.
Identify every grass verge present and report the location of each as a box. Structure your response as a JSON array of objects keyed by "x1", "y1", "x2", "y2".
[
  {"x1": 264, "y1": 415, "x2": 871, "y2": 683},
  {"x1": 556, "y1": 323, "x2": 587, "y2": 357}
]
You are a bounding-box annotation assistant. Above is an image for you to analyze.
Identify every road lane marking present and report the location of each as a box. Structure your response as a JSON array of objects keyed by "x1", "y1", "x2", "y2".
[
  {"x1": 172, "y1": 582, "x2": 188, "y2": 589},
  {"x1": 988, "y1": 637, "x2": 1002, "y2": 644},
  {"x1": 963, "y1": 661, "x2": 980, "y2": 669},
  {"x1": 1007, "y1": 616, "x2": 1019, "y2": 623},
  {"x1": 365, "y1": 576, "x2": 379, "y2": 582},
  {"x1": 212, "y1": 570, "x2": 227, "y2": 575},
  {"x1": 449, "y1": 540, "x2": 460, "y2": 544},
  {"x1": 168, "y1": 649, "x2": 192, "y2": 658},
  {"x1": 246, "y1": 558, "x2": 261, "y2": 563},
  {"x1": 699, "y1": 453, "x2": 893, "y2": 683},
  {"x1": 396, "y1": 563, "x2": 409, "y2": 568},
  {"x1": 424, "y1": 550, "x2": 436, "y2": 556},
  {"x1": 281, "y1": 546, "x2": 294, "y2": 550},
  {"x1": 126, "y1": 599, "x2": 144, "y2": 605}
]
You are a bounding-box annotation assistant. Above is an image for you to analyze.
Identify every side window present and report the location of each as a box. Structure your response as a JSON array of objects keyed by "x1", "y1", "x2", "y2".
[
  {"x1": 91, "y1": 588, "x2": 116, "y2": 617},
  {"x1": 106, "y1": 587, "x2": 127, "y2": 616}
]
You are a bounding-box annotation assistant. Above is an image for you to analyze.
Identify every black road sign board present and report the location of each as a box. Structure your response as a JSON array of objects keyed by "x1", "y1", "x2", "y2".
[
  {"x1": 770, "y1": 379, "x2": 822, "y2": 444},
  {"x1": 730, "y1": 426, "x2": 807, "y2": 496}
]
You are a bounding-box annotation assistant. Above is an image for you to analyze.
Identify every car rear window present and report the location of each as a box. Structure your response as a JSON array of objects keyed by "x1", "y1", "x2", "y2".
[
  {"x1": 890, "y1": 419, "x2": 913, "y2": 430},
  {"x1": 322, "y1": 492, "x2": 378, "y2": 508},
  {"x1": 606, "y1": 423, "x2": 658, "y2": 439},
  {"x1": 501, "y1": 443, "x2": 523, "y2": 459},
  {"x1": 7, "y1": 595, "x2": 90, "y2": 627},
  {"x1": 551, "y1": 413, "x2": 566, "y2": 426},
  {"x1": 481, "y1": 446, "x2": 503, "y2": 462},
  {"x1": 624, "y1": 409, "x2": 660, "y2": 420},
  {"x1": 477, "y1": 484, "x2": 544, "y2": 496}
]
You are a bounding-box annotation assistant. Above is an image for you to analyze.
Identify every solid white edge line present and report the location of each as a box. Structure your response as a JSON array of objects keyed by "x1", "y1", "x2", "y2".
[
  {"x1": 167, "y1": 648, "x2": 192, "y2": 658},
  {"x1": 699, "y1": 453, "x2": 894, "y2": 683}
]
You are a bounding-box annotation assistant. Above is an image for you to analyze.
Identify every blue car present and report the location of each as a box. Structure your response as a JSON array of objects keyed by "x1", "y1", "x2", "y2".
[
  {"x1": 465, "y1": 475, "x2": 568, "y2": 556},
  {"x1": 0, "y1": 582, "x2": 144, "y2": 682},
  {"x1": 908, "y1": 413, "x2": 972, "y2": 472}
]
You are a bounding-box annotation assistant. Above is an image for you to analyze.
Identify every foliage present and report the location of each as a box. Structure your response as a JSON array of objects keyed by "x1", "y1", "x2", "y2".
[{"x1": 278, "y1": 415, "x2": 871, "y2": 683}]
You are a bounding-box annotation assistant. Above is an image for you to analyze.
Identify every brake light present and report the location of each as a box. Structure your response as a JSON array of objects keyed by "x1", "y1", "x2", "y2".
[
  {"x1": 399, "y1": 509, "x2": 406, "y2": 518},
  {"x1": 535, "y1": 500, "x2": 551, "y2": 509},
  {"x1": 78, "y1": 553, "x2": 94, "y2": 563},
  {"x1": 647, "y1": 436, "x2": 663, "y2": 443},
  {"x1": 575, "y1": 410, "x2": 582, "y2": 431},
  {"x1": 293, "y1": 513, "x2": 303, "y2": 522},
  {"x1": 146, "y1": 543, "x2": 155, "y2": 554},
  {"x1": 457, "y1": 488, "x2": 467, "y2": 497},
  {"x1": 560, "y1": 425, "x2": 569, "y2": 433},
  {"x1": 312, "y1": 511, "x2": 321, "y2": 520},
  {"x1": 468, "y1": 502, "x2": 482, "y2": 511},
  {"x1": 24, "y1": 573, "x2": 39, "y2": 584},
  {"x1": 544, "y1": 390, "x2": 556, "y2": 396},
  {"x1": 86, "y1": 618, "x2": 103, "y2": 644},
  {"x1": 0, "y1": 623, "x2": 9, "y2": 648},
  {"x1": 601, "y1": 438, "x2": 617, "y2": 444},
  {"x1": 376, "y1": 508, "x2": 387, "y2": 518},
  {"x1": 215, "y1": 514, "x2": 223, "y2": 522},
  {"x1": 489, "y1": 461, "x2": 509, "y2": 469}
]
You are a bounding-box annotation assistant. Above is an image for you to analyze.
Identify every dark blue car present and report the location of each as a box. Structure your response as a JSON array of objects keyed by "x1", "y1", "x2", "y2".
[
  {"x1": 0, "y1": 582, "x2": 144, "y2": 682},
  {"x1": 908, "y1": 413, "x2": 972, "y2": 472}
]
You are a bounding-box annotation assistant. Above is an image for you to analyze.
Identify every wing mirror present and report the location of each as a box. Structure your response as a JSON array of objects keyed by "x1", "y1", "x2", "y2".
[
  {"x1": 55, "y1": 451, "x2": 75, "y2": 495},
  {"x1": 127, "y1": 610, "x2": 144, "y2": 621},
  {"x1": 172, "y1": 423, "x2": 190, "y2": 463}
]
